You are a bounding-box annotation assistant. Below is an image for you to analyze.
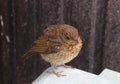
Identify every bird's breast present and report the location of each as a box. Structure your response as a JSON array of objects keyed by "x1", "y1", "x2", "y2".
[{"x1": 41, "y1": 41, "x2": 82, "y2": 65}]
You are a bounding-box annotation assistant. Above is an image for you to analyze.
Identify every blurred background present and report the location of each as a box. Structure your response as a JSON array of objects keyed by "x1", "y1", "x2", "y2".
[{"x1": 0, "y1": 0, "x2": 120, "y2": 84}]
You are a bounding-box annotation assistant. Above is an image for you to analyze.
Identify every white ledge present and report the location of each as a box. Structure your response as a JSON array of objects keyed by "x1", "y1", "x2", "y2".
[
  {"x1": 99, "y1": 68, "x2": 120, "y2": 84},
  {"x1": 32, "y1": 67, "x2": 117, "y2": 84}
]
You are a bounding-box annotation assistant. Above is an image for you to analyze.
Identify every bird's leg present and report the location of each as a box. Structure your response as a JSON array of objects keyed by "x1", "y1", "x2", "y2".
[
  {"x1": 50, "y1": 70, "x2": 63, "y2": 77},
  {"x1": 60, "y1": 64, "x2": 72, "y2": 68},
  {"x1": 48, "y1": 64, "x2": 66, "y2": 77}
]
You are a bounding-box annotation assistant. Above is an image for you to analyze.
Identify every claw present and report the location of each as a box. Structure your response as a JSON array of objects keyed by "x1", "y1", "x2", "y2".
[{"x1": 47, "y1": 70, "x2": 66, "y2": 77}]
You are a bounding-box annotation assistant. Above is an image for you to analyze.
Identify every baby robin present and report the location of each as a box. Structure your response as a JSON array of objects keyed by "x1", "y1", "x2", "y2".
[{"x1": 23, "y1": 24, "x2": 82, "y2": 77}]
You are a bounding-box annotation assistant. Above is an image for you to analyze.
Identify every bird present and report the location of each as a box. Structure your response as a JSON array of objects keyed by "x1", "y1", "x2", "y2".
[{"x1": 23, "y1": 24, "x2": 83, "y2": 77}]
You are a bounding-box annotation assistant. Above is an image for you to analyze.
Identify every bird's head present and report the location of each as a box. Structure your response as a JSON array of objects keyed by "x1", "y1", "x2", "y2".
[{"x1": 44, "y1": 24, "x2": 82, "y2": 45}]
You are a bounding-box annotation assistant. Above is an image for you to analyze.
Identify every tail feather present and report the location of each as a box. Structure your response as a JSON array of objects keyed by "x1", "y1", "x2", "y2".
[{"x1": 22, "y1": 50, "x2": 35, "y2": 61}]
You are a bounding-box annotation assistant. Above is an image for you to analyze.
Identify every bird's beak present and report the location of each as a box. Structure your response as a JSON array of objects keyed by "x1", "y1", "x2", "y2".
[
  {"x1": 74, "y1": 38, "x2": 79, "y2": 44},
  {"x1": 75, "y1": 37, "x2": 82, "y2": 44}
]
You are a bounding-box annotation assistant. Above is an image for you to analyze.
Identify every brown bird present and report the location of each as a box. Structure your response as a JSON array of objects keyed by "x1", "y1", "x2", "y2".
[{"x1": 23, "y1": 24, "x2": 82, "y2": 77}]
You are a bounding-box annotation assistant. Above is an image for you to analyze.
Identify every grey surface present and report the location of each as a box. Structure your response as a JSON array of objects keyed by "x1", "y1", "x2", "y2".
[{"x1": 103, "y1": 0, "x2": 120, "y2": 72}]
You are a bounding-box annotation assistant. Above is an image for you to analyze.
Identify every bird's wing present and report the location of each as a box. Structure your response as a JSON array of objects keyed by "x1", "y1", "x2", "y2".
[
  {"x1": 22, "y1": 36, "x2": 62, "y2": 60},
  {"x1": 30, "y1": 36, "x2": 62, "y2": 54}
]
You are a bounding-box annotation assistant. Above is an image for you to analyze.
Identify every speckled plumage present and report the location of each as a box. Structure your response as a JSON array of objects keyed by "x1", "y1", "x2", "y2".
[
  {"x1": 41, "y1": 38, "x2": 82, "y2": 65},
  {"x1": 23, "y1": 24, "x2": 82, "y2": 66}
]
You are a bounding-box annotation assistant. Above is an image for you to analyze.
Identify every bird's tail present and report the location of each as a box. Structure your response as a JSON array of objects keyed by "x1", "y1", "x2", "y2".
[{"x1": 22, "y1": 49, "x2": 36, "y2": 61}]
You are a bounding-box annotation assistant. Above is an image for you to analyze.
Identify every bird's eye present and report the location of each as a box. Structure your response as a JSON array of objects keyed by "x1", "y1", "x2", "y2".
[{"x1": 65, "y1": 33, "x2": 70, "y2": 40}]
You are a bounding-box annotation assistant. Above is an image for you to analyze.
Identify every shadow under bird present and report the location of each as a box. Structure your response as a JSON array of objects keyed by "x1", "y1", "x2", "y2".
[{"x1": 23, "y1": 24, "x2": 83, "y2": 77}]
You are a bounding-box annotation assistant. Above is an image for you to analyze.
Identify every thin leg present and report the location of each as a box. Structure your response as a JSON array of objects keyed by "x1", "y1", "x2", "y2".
[
  {"x1": 51, "y1": 70, "x2": 66, "y2": 77},
  {"x1": 60, "y1": 64, "x2": 72, "y2": 68},
  {"x1": 47, "y1": 64, "x2": 66, "y2": 77}
]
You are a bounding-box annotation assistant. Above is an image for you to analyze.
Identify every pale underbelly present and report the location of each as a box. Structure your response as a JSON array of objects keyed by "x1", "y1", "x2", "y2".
[{"x1": 41, "y1": 50, "x2": 80, "y2": 65}]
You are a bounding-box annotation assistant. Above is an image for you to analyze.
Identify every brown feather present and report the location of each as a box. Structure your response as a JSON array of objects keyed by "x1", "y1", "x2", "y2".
[
  {"x1": 22, "y1": 35, "x2": 62, "y2": 60},
  {"x1": 22, "y1": 24, "x2": 82, "y2": 63},
  {"x1": 22, "y1": 50, "x2": 36, "y2": 61},
  {"x1": 32, "y1": 36, "x2": 62, "y2": 53}
]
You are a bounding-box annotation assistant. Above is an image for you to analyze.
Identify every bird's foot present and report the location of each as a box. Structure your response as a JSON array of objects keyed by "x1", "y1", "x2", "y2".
[
  {"x1": 60, "y1": 64, "x2": 72, "y2": 68},
  {"x1": 47, "y1": 70, "x2": 66, "y2": 77}
]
